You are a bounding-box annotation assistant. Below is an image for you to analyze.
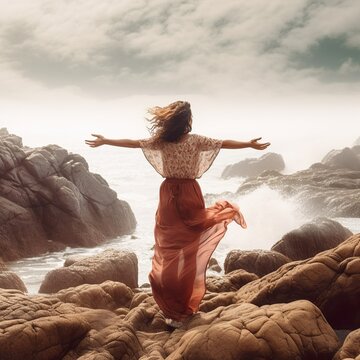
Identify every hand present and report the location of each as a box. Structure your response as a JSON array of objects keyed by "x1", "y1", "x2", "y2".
[
  {"x1": 85, "y1": 134, "x2": 106, "y2": 147},
  {"x1": 249, "y1": 137, "x2": 270, "y2": 150}
]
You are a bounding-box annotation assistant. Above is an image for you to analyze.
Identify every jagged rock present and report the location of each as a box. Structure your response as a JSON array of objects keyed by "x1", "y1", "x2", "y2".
[
  {"x1": 200, "y1": 233, "x2": 360, "y2": 330},
  {"x1": 322, "y1": 147, "x2": 360, "y2": 171},
  {"x1": 271, "y1": 217, "x2": 353, "y2": 260},
  {"x1": 333, "y1": 328, "x2": 360, "y2": 360},
  {"x1": 222, "y1": 152, "x2": 285, "y2": 179},
  {"x1": 39, "y1": 249, "x2": 138, "y2": 293},
  {"x1": 0, "y1": 130, "x2": 136, "y2": 261},
  {"x1": 0, "y1": 284, "x2": 340, "y2": 360},
  {"x1": 235, "y1": 165, "x2": 360, "y2": 217},
  {"x1": 0, "y1": 271, "x2": 27, "y2": 292},
  {"x1": 206, "y1": 269, "x2": 258, "y2": 292},
  {"x1": 207, "y1": 257, "x2": 221, "y2": 272},
  {"x1": 224, "y1": 249, "x2": 291, "y2": 277},
  {"x1": 354, "y1": 137, "x2": 360, "y2": 146}
]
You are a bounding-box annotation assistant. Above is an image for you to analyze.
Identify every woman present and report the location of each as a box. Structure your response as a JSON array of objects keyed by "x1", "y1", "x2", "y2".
[{"x1": 85, "y1": 100, "x2": 270, "y2": 328}]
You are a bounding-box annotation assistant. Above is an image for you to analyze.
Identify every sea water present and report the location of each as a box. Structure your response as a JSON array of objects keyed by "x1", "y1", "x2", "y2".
[{"x1": 7, "y1": 146, "x2": 360, "y2": 294}]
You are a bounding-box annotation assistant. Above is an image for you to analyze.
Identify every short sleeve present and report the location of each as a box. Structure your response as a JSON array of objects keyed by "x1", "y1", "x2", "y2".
[
  {"x1": 139, "y1": 137, "x2": 165, "y2": 177},
  {"x1": 194, "y1": 134, "x2": 223, "y2": 178}
]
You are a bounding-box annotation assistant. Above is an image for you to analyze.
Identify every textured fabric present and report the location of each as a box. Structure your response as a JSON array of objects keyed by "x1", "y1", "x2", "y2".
[
  {"x1": 149, "y1": 178, "x2": 246, "y2": 321},
  {"x1": 139, "y1": 133, "x2": 222, "y2": 179}
]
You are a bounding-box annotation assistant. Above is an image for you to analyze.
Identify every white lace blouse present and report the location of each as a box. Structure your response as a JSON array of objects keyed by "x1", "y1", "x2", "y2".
[{"x1": 139, "y1": 133, "x2": 223, "y2": 179}]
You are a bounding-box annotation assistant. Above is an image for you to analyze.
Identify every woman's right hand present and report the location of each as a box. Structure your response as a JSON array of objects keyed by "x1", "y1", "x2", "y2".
[
  {"x1": 249, "y1": 137, "x2": 270, "y2": 150},
  {"x1": 85, "y1": 134, "x2": 106, "y2": 147}
]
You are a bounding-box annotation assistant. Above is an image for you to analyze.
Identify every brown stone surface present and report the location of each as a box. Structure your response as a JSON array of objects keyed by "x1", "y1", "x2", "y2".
[
  {"x1": 39, "y1": 249, "x2": 138, "y2": 293},
  {"x1": 201, "y1": 233, "x2": 360, "y2": 330},
  {"x1": 272, "y1": 217, "x2": 353, "y2": 260},
  {"x1": 333, "y1": 329, "x2": 360, "y2": 360},
  {"x1": 0, "y1": 284, "x2": 340, "y2": 360},
  {"x1": 0, "y1": 128, "x2": 136, "y2": 261},
  {"x1": 0, "y1": 271, "x2": 27, "y2": 292},
  {"x1": 206, "y1": 269, "x2": 258, "y2": 293},
  {"x1": 224, "y1": 249, "x2": 291, "y2": 277}
]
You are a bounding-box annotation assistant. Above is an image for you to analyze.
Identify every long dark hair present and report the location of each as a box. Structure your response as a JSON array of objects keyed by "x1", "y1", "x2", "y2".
[{"x1": 146, "y1": 100, "x2": 192, "y2": 142}]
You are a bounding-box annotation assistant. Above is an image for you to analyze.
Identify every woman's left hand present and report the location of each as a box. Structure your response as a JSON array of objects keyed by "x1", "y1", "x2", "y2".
[{"x1": 250, "y1": 137, "x2": 271, "y2": 150}]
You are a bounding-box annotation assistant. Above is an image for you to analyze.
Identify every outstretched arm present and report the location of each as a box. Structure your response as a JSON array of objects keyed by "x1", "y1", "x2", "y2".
[
  {"x1": 85, "y1": 134, "x2": 141, "y2": 148},
  {"x1": 221, "y1": 137, "x2": 270, "y2": 150}
]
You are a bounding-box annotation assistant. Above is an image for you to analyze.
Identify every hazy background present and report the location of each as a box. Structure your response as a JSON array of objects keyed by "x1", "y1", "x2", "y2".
[{"x1": 1, "y1": 0, "x2": 359, "y2": 168}]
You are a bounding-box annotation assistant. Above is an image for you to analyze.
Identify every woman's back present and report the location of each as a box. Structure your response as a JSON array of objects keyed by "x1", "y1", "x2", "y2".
[{"x1": 139, "y1": 133, "x2": 223, "y2": 179}]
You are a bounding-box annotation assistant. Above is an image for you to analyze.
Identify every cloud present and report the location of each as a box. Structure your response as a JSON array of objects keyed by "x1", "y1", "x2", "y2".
[{"x1": 0, "y1": 0, "x2": 359, "y2": 100}]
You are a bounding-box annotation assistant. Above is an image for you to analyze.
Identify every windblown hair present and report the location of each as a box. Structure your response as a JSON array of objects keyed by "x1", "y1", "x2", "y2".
[{"x1": 146, "y1": 100, "x2": 192, "y2": 143}]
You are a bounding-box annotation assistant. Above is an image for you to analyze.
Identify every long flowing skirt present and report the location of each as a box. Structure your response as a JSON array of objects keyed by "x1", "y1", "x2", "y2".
[{"x1": 148, "y1": 177, "x2": 246, "y2": 321}]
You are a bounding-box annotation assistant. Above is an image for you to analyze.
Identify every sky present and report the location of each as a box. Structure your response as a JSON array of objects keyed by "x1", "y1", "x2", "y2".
[{"x1": 0, "y1": 0, "x2": 359, "y2": 166}]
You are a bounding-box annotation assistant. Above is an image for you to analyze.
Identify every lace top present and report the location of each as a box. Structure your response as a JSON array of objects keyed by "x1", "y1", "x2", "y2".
[{"x1": 139, "y1": 133, "x2": 223, "y2": 179}]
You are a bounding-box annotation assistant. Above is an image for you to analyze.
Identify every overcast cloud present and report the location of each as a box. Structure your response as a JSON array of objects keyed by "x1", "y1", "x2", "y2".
[{"x1": 0, "y1": 0, "x2": 360, "y2": 100}]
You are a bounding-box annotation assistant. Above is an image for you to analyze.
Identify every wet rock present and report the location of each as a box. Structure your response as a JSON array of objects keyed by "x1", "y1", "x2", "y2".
[
  {"x1": 271, "y1": 217, "x2": 353, "y2": 260},
  {"x1": 0, "y1": 271, "x2": 27, "y2": 292},
  {"x1": 201, "y1": 233, "x2": 360, "y2": 330},
  {"x1": 235, "y1": 165, "x2": 360, "y2": 217},
  {"x1": 224, "y1": 249, "x2": 291, "y2": 277},
  {"x1": 206, "y1": 269, "x2": 258, "y2": 292},
  {"x1": 222, "y1": 152, "x2": 285, "y2": 179},
  {"x1": 322, "y1": 147, "x2": 360, "y2": 171},
  {"x1": 207, "y1": 257, "x2": 221, "y2": 272},
  {"x1": 39, "y1": 249, "x2": 138, "y2": 293},
  {"x1": 333, "y1": 328, "x2": 360, "y2": 360},
  {"x1": 0, "y1": 130, "x2": 136, "y2": 261}
]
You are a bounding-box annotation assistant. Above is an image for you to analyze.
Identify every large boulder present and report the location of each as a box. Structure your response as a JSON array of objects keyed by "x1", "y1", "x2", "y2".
[
  {"x1": 0, "y1": 129, "x2": 136, "y2": 261},
  {"x1": 0, "y1": 271, "x2": 27, "y2": 292},
  {"x1": 206, "y1": 269, "x2": 258, "y2": 293},
  {"x1": 0, "y1": 284, "x2": 340, "y2": 360},
  {"x1": 333, "y1": 329, "x2": 360, "y2": 360},
  {"x1": 39, "y1": 249, "x2": 138, "y2": 293},
  {"x1": 200, "y1": 233, "x2": 360, "y2": 330},
  {"x1": 224, "y1": 249, "x2": 291, "y2": 277},
  {"x1": 322, "y1": 147, "x2": 360, "y2": 171},
  {"x1": 221, "y1": 152, "x2": 285, "y2": 179},
  {"x1": 271, "y1": 217, "x2": 353, "y2": 261}
]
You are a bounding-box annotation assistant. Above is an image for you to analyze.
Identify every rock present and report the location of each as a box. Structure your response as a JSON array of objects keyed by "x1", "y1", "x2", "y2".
[
  {"x1": 333, "y1": 329, "x2": 360, "y2": 360},
  {"x1": 0, "y1": 131, "x2": 137, "y2": 261},
  {"x1": 0, "y1": 271, "x2": 27, "y2": 292},
  {"x1": 64, "y1": 255, "x2": 88, "y2": 267},
  {"x1": 206, "y1": 269, "x2": 258, "y2": 292},
  {"x1": 168, "y1": 300, "x2": 339, "y2": 360},
  {"x1": 235, "y1": 164, "x2": 360, "y2": 217},
  {"x1": 0, "y1": 284, "x2": 340, "y2": 360},
  {"x1": 200, "y1": 233, "x2": 360, "y2": 330},
  {"x1": 39, "y1": 249, "x2": 138, "y2": 293},
  {"x1": 322, "y1": 147, "x2": 360, "y2": 171},
  {"x1": 224, "y1": 249, "x2": 291, "y2": 277},
  {"x1": 271, "y1": 217, "x2": 353, "y2": 261},
  {"x1": 207, "y1": 257, "x2": 221, "y2": 272},
  {"x1": 221, "y1": 152, "x2": 285, "y2": 179}
]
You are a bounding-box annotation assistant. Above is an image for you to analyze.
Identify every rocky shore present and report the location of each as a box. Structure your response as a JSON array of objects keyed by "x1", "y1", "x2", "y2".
[
  {"x1": 0, "y1": 128, "x2": 136, "y2": 261},
  {"x1": 218, "y1": 141, "x2": 360, "y2": 218},
  {"x1": 0, "y1": 219, "x2": 358, "y2": 359}
]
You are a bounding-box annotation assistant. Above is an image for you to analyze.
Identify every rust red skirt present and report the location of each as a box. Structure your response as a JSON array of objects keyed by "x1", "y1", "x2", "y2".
[{"x1": 149, "y1": 177, "x2": 246, "y2": 321}]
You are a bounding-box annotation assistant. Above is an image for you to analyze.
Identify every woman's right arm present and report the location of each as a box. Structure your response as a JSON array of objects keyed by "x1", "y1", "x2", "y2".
[
  {"x1": 221, "y1": 137, "x2": 270, "y2": 150},
  {"x1": 85, "y1": 134, "x2": 141, "y2": 148}
]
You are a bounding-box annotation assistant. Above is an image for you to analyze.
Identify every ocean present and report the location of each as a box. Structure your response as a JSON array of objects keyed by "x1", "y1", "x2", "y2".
[{"x1": 6, "y1": 144, "x2": 360, "y2": 294}]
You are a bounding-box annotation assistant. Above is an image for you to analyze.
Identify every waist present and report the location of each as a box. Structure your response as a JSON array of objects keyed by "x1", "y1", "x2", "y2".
[{"x1": 164, "y1": 177, "x2": 197, "y2": 183}]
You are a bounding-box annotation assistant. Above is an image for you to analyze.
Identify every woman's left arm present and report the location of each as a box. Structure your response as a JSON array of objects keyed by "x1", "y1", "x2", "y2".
[
  {"x1": 85, "y1": 134, "x2": 141, "y2": 148},
  {"x1": 221, "y1": 137, "x2": 270, "y2": 150}
]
